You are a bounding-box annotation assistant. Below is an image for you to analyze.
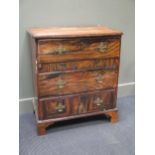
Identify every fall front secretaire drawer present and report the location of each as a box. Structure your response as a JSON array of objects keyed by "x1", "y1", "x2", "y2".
[{"x1": 37, "y1": 37, "x2": 120, "y2": 63}]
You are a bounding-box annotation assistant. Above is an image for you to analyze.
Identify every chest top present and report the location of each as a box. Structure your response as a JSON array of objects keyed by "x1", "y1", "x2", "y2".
[{"x1": 28, "y1": 26, "x2": 122, "y2": 39}]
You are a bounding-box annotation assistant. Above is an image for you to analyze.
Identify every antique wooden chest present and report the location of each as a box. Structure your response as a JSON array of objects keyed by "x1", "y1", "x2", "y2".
[{"x1": 28, "y1": 26, "x2": 122, "y2": 135}]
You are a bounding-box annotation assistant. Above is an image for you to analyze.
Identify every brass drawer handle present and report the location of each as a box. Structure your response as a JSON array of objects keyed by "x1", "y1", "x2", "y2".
[
  {"x1": 96, "y1": 74, "x2": 104, "y2": 83},
  {"x1": 97, "y1": 42, "x2": 108, "y2": 52},
  {"x1": 57, "y1": 45, "x2": 66, "y2": 55},
  {"x1": 56, "y1": 79, "x2": 66, "y2": 89},
  {"x1": 56, "y1": 102, "x2": 66, "y2": 112},
  {"x1": 94, "y1": 97, "x2": 103, "y2": 106}
]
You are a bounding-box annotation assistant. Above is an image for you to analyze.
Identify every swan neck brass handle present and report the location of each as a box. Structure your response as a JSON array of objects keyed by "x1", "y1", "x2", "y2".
[
  {"x1": 56, "y1": 79, "x2": 66, "y2": 89},
  {"x1": 94, "y1": 97, "x2": 103, "y2": 106},
  {"x1": 96, "y1": 74, "x2": 104, "y2": 83},
  {"x1": 56, "y1": 102, "x2": 65, "y2": 112},
  {"x1": 98, "y1": 42, "x2": 108, "y2": 52}
]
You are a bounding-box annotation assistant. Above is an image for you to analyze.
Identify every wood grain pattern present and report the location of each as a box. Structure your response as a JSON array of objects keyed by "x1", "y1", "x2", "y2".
[
  {"x1": 38, "y1": 38, "x2": 120, "y2": 55},
  {"x1": 70, "y1": 90, "x2": 115, "y2": 115},
  {"x1": 88, "y1": 91, "x2": 115, "y2": 113},
  {"x1": 42, "y1": 98, "x2": 70, "y2": 119},
  {"x1": 38, "y1": 51, "x2": 120, "y2": 63},
  {"x1": 37, "y1": 38, "x2": 120, "y2": 63},
  {"x1": 28, "y1": 26, "x2": 122, "y2": 135},
  {"x1": 40, "y1": 89, "x2": 115, "y2": 120},
  {"x1": 36, "y1": 108, "x2": 118, "y2": 135},
  {"x1": 38, "y1": 70, "x2": 118, "y2": 97},
  {"x1": 38, "y1": 58, "x2": 119, "y2": 73},
  {"x1": 28, "y1": 26, "x2": 123, "y2": 39}
]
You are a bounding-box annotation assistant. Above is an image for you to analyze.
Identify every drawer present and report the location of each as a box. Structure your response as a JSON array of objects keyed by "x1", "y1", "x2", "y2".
[
  {"x1": 40, "y1": 89, "x2": 116, "y2": 119},
  {"x1": 37, "y1": 38, "x2": 120, "y2": 63},
  {"x1": 38, "y1": 58, "x2": 119, "y2": 73},
  {"x1": 40, "y1": 98, "x2": 70, "y2": 119},
  {"x1": 71, "y1": 89, "x2": 116, "y2": 115},
  {"x1": 38, "y1": 70, "x2": 118, "y2": 97}
]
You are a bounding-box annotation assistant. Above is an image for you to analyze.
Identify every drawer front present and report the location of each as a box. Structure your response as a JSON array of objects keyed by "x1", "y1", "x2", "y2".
[
  {"x1": 40, "y1": 89, "x2": 116, "y2": 119},
  {"x1": 38, "y1": 70, "x2": 118, "y2": 97},
  {"x1": 37, "y1": 38, "x2": 120, "y2": 63},
  {"x1": 71, "y1": 90, "x2": 116, "y2": 115},
  {"x1": 38, "y1": 58, "x2": 119, "y2": 73},
  {"x1": 41, "y1": 98, "x2": 70, "y2": 119}
]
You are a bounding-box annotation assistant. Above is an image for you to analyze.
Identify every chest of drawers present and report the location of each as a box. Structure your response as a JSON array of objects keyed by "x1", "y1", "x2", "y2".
[{"x1": 28, "y1": 26, "x2": 122, "y2": 135}]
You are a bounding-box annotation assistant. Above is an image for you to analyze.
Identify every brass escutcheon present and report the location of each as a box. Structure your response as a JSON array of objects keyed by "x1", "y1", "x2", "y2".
[
  {"x1": 96, "y1": 74, "x2": 104, "y2": 83},
  {"x1": 56, "y1": 79, "x2": 66, "y2": 89},
  {"x1": 56, "y1": 102, "x2": 65, "y2": 112},
  {"x1": 97, "y1": 42, "x2": 108, "y2": 52},
  {"x1": 94, "y1": 97, "x2": 103, "y2": 106}
]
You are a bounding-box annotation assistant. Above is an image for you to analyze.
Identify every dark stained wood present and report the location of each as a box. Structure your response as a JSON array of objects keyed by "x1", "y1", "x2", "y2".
[
  {"x1": 39, "y1": 88, "x2": 115, "y2": 101},
  {"x1": 29, "y1": 37, "x2": 44, "y2": 120},
  {"x1": 71, "y1": 90, "x2": 116, "y2": 115},
  {"x1": 28, "y1": 26, "x2": 123, "y2": 39},
  {"x1": 39, "y1": 89, "x2": 116, "y2": 120},
  {"x1": 88, "y1": 90, "x2": 116, "y2": 113},
  {"x1": 37, "y1": 122, "x2": 54, "y2": 135},
  {"x1": 42, "y1": 98, "x2": 70, "y2": 119},
  {"x1": 38, "y1": 70, "x2": 118, "y2": 97},
  {"x1": 38, "y1": 58, "x2": 119, "y2": 73},
  {"x1": 38, "y1": 38, "x2": 120, "y2": 55},
  {"x1": 37, "y1": 38, "x2": 120, "y2": 63},
  {"x1": 37, "y1": 107, "x2": 118, "y2": 123},
  {"x1": 38, "y1": 51, "x2": 120, "y2": 63},
  {"x1": 36, "y1": 108, "x2": 118, "y2": 135},
  {"x1": 28, "y1": 26, "x2": 122, "y2": 135}
]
